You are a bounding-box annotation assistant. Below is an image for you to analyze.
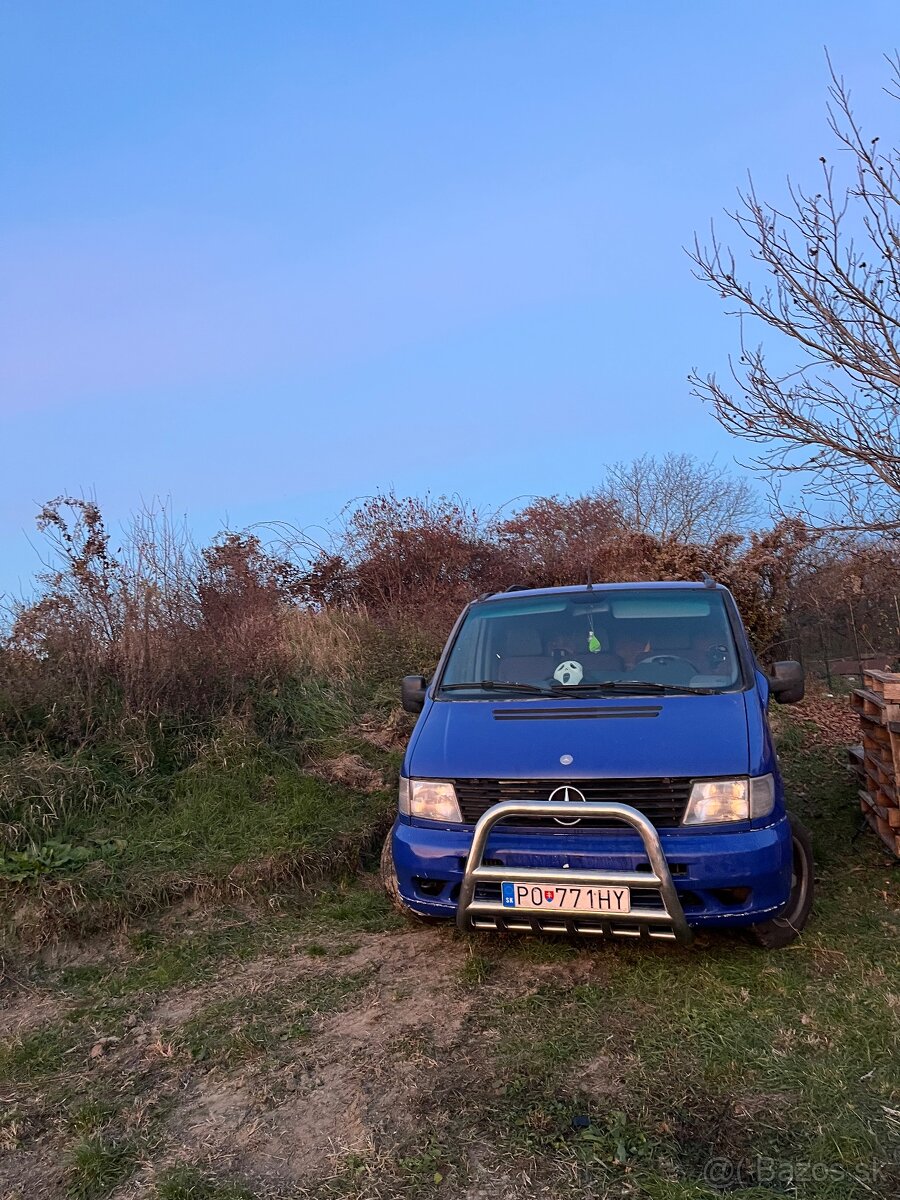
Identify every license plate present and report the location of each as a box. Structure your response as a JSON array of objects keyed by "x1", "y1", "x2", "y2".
[{"x1": 501, "y1": 881, "x2": 631, "y2": 914}]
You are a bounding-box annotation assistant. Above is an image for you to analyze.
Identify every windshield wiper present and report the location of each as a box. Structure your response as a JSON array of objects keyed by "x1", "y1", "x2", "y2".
[
  {"x1": 441, "y1": 680, "x2": 552, "y2": 695},
  {"x1": 550, "y1": 680, "x2": 717, "y2": 696}
]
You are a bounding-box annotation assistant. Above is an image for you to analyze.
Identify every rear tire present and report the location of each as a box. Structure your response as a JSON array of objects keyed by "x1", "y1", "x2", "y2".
[
  {"x1": 380, "y1": 833, "x2": 443, "y2": 924},
  {"x1": 749, "y1": 815, "x2": 814, "y2": 949}
]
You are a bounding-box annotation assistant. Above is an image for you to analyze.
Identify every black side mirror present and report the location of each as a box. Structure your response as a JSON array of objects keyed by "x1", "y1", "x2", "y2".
[
  {"x1": 768, "y1": 660, "x2": 805, "y2": 704},
  {"x1": 401, "y1": 675, "x2": 428, "y2": 713}
]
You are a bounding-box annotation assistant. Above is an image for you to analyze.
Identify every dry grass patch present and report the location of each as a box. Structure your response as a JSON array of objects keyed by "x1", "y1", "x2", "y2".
[{"x1": 306, "y1": 755, "x2": 384, "y2": 795}]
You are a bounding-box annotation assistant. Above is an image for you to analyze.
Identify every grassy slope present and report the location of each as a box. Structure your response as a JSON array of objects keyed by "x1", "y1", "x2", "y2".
[
  {"x1": 1, "y1": 726, "x2": 398, "y2": 943},
  {"x1": 1, "y1": 703, "x2": 899, "y2": 1200}
]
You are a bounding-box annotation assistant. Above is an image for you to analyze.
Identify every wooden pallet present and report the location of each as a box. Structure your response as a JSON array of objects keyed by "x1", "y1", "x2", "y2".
[
  {"x1": 850, "y1": 687, "x2": 900, "y2": 723},
  {"x1": 870, "y1": 758, "x2": 897, "y2": 793},
  {"x1": 864, "y1": 669, "x2": 900, "y2": 702},
  {"x1": 853, "y1": 671, "x2": 900, "y2": 857},
  {"x1": 860, "y1": 791, "x2": 900, "y2": 854},
  {"x1": 861, "y1": 780, "x2": 900, "y2": 823}
]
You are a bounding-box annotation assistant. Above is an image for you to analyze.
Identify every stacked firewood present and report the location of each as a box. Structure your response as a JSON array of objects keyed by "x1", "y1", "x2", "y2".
[{"x1": 849, "y1": 670, "x2": 900, "y2": 857}]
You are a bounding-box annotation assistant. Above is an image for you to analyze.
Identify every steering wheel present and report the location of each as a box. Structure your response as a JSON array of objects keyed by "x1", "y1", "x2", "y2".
[{"x1": 636, "y1": 654, "x2": 695, "y2": 669}]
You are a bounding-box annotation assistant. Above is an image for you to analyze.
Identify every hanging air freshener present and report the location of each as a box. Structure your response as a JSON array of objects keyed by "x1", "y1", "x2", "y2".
[{"x1": 587, "y1": 615, "x2": 601, "y2": 654}]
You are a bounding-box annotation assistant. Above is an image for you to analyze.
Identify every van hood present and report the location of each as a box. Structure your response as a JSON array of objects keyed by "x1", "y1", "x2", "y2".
[{"x1": 406, "y1": 693, "x2": 750, "y2": 780}]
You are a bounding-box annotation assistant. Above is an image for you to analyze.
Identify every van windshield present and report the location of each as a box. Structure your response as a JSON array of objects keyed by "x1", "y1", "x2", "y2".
[{"x1": 439, "y1": 588, "x2": 743, "y2": 695}]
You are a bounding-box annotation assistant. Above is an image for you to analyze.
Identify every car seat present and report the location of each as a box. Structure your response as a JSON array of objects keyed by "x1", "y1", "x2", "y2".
[{"x1": 497, "y1": 626, "x2": 554, "y2": 682}]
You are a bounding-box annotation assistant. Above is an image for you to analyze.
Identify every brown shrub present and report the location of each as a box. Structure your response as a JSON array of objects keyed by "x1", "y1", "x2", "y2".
[
  {"x1": 0, "y1": 490, "x2": 815, "y2": 767},
  {"x1": 497, "y1": 492, "x2": 626, "y2": 586},
  {"x1": 303, "y1": 492, "x2": 515, "y2": 632},
  {"x1": 306, "y1": 490, "x2": 808, "y2": 651}
]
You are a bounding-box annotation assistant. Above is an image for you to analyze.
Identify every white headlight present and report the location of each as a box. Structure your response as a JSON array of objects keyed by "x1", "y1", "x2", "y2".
[
  {"x1": 402, "y1": 779, "x2": 462, "y2": 823},
  {"x1": 683, "y1": 775, "x2": 776, "y2": 824},
  {"x1": 683, "y1": 778, "x2": 749, "y2": 824}
]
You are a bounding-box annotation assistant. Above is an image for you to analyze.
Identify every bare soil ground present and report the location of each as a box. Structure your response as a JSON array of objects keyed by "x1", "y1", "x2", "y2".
[{"x1": 3, "y1": 899, "x2": 602, "y2": 1199}]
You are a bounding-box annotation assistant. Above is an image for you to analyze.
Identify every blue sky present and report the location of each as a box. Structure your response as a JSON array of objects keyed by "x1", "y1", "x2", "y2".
[{"x1": 2, "y1": 1, "x2": 898, "y2": 596}]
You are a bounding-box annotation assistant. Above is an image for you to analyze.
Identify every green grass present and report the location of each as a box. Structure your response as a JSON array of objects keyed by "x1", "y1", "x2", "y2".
[
  {"x1": 174, "y1": 970, "x2": 371, "y2": 1065},
  {"x1": 317, "y1": 1138, "x2": 460, "y2": 1199},
  {"x1": 66, "y1": 1099, "x2": 119, "y2": 1136},
  {"x1": 155, "y1": 1166, "x2": 258, "y2": 1199},
  {"x1": 306, "y1": 875, "x2": 406, "y2": 935},
  {"x1": 449, "y1": 729, "x2": 900, "y2": 1198},
  {"x1": 52, "y1": 880, "x2": 400, "y2": 1008},
  {"x1": 119, "y1": 759, "x2": 384, "y2": 876},
  {"x1": 69, "y1": 756, "x2": 391, "y2": 896},
  {"x1": 67, "y1": 1133, "x2": 141, "y2": 1199},
  {"x1": 58, "y1": 915, "x2": 301, "y2": 1000},
  {"x1": 0, "y1": 1023, "x2": 84, "y2": 1084},
  {"x1": 459, "y1": 947, "x2": 495, "y2": 987},
  {"x1": 2, "y1": 747, "x2": 394, "y2": 946},
  {"x1": 1, "y1": 669, "x2": 401, "y2": 947}
]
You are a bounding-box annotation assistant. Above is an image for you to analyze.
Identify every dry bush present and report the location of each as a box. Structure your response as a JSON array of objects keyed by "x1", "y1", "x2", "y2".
[
  {"x1": 719, "y1": 520, "x2": 811, "y2": 653},
  {"x1": 3, "y1": 499, "x2": 318, "y2": 736},
  {"x1": 497, "y1": 493, "x2": 626, "y2": 586},
  {"x1": 499, "y1": 496, "x2": 806, "y2": 649},
  {"x1": 782, "y1": 533, "x2": 900, "y2": 662},
  {"x1": 0, "y1": 489, "x2": 818, "y2": 781},
  {"x1": 303, "y1": 492, "x2": 515, "y2": 632},
  {"x1": 277, "y1": 607, "x2": 365, "y2": 680},
  {"x1": 295, "y1": 489, "x2": 810, "y2": 654}
]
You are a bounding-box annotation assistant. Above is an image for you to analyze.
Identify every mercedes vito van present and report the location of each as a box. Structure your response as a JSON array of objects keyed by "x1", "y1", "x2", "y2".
[{"x1": 381, "y1": 580, "x2": 812, "y2": 948}]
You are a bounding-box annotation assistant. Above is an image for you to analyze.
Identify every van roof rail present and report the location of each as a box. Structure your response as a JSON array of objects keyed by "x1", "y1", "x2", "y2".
[
  {"x1": 504, "y1": 583, "x2": 530, "y2": 592},
  {"x1": 700, "y1": 571, "x2": 717, "y2": 589}
]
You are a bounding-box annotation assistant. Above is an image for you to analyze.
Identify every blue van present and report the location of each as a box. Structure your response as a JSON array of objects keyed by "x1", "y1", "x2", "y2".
[{"x1": 381, "y1": 581, "x2": 813, "y2": 948}]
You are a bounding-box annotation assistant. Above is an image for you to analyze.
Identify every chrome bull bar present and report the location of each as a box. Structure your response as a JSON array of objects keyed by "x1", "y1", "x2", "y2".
[{"x1": 455, "y1": 800, "x2": 693, "y2": 945}]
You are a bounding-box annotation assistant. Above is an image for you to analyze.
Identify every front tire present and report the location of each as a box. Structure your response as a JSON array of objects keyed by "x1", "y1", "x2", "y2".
[
  {"x1": 380, "y1": 833, "x2": 442, "y2": 923},
  {"x1": 749, "y1": 815, "x2": 814, "y2": 949}
]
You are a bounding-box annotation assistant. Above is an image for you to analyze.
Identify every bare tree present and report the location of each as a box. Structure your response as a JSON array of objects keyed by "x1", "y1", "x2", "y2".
[
  {"x1": 690, "y1": 54, "x2": 900, "y2": 534},
  {"x1": 598, "y1": 453, "x2": 760, "y2": 544}
]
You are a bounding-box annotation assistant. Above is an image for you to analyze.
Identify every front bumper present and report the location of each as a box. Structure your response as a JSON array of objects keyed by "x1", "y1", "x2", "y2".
[{"x1": 392, "y1": 807, "x2": 793, "y2": 937}]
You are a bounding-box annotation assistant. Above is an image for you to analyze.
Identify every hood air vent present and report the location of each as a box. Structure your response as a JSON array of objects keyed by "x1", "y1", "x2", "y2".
[{"x1": 492, "y1": 705, "x2": 662, "y2": 722}]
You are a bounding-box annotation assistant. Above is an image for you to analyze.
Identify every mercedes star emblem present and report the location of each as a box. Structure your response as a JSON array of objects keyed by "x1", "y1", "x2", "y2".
[{"x1": 548, "y1": 784, "x2": 587, "y2": 826}]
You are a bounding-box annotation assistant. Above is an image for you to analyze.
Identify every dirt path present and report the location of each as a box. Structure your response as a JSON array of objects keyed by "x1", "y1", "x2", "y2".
[{"x1": 0, "y1": 891, "x2": 625, "y2": 1200}]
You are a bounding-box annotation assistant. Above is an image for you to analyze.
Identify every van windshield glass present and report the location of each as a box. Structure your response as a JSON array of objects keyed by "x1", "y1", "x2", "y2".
[{"x1": 439, "y1": 588, "x2": 742, "y2": 695}]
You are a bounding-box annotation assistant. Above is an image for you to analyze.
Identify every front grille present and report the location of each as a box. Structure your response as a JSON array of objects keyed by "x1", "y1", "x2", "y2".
[{"x1": 453, "y1": 778, "x2": 692, "y2": 829}]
